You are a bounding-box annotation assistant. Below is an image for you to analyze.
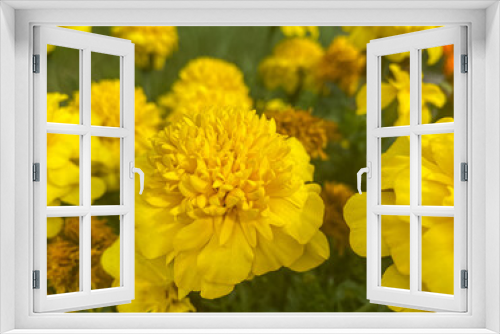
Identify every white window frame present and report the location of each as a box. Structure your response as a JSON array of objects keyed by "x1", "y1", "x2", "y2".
[
  {"x1": 365, "y1": 26, "x2": 468, "y2": 312},
  {"x1": 33, "y1": 26, "x2": 136, "y2": 313},
  {"x1": 0, "y1": 1, "x2": 499, "y2": 333}
]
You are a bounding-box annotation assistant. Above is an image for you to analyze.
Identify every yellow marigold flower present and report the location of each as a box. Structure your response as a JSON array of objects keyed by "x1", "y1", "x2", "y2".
[
  {"x1": 67, "y1": 80, "x2": 161, "y2": 192},
  {"x1": 47, "y1": 93, "x2": 106, "y2": 206},
  {"x1": 47, "y1": 217, "x2": 117, "y2": 294},
  {"x1": 280, "y1": 26, "x2": 319, "y2": 39},
  {"x1": 159, "y1": 57, "x2": 253, "y2": 122},
  {"x1": 317, "y1": 36, "x2": 366, "y2": 96},
  {"x1": 102, "y1": 239, "x2": 196, "y2": 312},
  {"x1": 136, "y1": 107, "x2": 329, "y2": 299},
  {"x1": 320, "y1": 182, "x2": 355, "y2": 255},
  {"x1": 344, "y1": 118, "x2": 454, "y2": 311},
  {"x1": 111, "y1": 26, "x2": 178, "y2": 70},
  {"x1": 355, "y1": 64, "x2": 446, "y2": 126},
  {"x1": 259, "y1": 38, "x2": 324, "y2": 94},
  {"x1": 264, "y1": 108, "x2": 341, "y2": 160}
]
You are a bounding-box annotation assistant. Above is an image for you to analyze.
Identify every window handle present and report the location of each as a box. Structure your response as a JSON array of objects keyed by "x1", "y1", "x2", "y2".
[
  {"x1": 357, "y1": 162, "x2": 372, "y2": 194},
  {"x1": 129, "y1": 162, "x2": 144, "y2": 195}
]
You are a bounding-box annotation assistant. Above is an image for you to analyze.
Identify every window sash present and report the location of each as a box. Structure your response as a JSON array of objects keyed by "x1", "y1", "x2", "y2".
[
  {"x1": 366, "y1": 26, "x2": 468, "y2": 312},
  {"x1": 32, "y1": 26, "x2": 136, "y2": 313}
]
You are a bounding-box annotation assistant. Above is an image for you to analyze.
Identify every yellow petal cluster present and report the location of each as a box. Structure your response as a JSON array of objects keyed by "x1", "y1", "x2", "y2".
[
  {"x1": 344, "y1": 118, "x2": 455, "y2": 311},
  {"x1": 280, "y1": 26, "x2": 319, "y2": 39},
  {"x1": 159, "y1": 57, "x2": 253, "y2": 122},
  {"x1": 264, "y1": 108, "x2": 341, "y2": 160},
  {"x1": 259, "y1": 38, "x2": 324, "y2": 94},
  {"x1": 67, "y1": 80, "x2": 161, "y2": 192},
  {"x1": 356, "y1": 64, "x2": 446, "y2": 126},
  {"x1": 47, "y1": 217, "x2": 117, "y2": 294},
  {"x1": 320, "y1": 182, "x2": 355, "y2": 255},
  {"x1": 47, "y1": 93, "x2": 106, "y2": 206},
  {"x1": 317, "y1": 36, "x2": 366, "y2": 96},
  {"x1": 136, "y1": 107, "x2": 329, "y2": 299},
  {"x1": 102, "y1": 239, "x2": 196, "y2": 312},
  {"x1": 111, "y1": 26, "x2": 178, "y2": 70}
]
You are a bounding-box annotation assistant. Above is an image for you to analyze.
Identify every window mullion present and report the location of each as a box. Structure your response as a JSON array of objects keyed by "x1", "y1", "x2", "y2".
[
  {"x1": 82, "y1": 47, "x2": 92, "y2": 294},
  {"x1": 409, "y1": 47, "x2": 420, "y2": 295}
]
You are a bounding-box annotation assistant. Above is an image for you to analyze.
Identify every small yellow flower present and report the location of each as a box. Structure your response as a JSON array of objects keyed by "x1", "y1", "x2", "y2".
[
  {"x1": 111, "y1": 26, "x2": 178, "y2": 70},
  {"x1": 344, "y1": 118, "x2": 455, "y2": 311},
  {"x1": 355, "y1": 64, "x2": 446, "y2": 126},
  {"x1": 102, "y1": 240, "x2": 196, "y2": 312},
  {"x1": 280, "y1": 26, "x2": 319, "y2": 39},
  {"x1": 264, "y1": 108, "x2": 341, "y2": 160},
  {"x1": 47, "y1": 217, "x2": 117, "y2": 294},
  {"x1": 259, "y1": 38, "x2": 324, "y2": 94},
  {"x1": 317, "y1": 36, "x2": 366, "y2": 96},
  {"x1": 136, "y1": 107, "x2": 329, "y2": 299},
  {"x1": 159, "y1": 57, "x2": 253, "y2": 122},
  {"x1": 320, "y1": 182, "x2": 355, "y2": 255}
]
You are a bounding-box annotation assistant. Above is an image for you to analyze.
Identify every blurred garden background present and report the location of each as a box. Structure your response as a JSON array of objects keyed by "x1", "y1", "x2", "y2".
[{"x1": 46, "y1": 26, "x2": 455, "y2": 313}]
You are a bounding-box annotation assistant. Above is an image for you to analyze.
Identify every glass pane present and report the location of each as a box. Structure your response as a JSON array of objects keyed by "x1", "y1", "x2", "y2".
[
  {"x1": 91, "y1": 216, "x2": 120, "y2": 290},
  {"x1": 421, "y1": 216, "x2": 454, "y2": 295},
  {"x1": 381, "y1": 136, "x2": 410, "y2": 205},
  {"x1": 91, "y1": 52, "x2": 121, "y2": 127},
  {"x1": 421, "y1": 45, "x2": 453, "y2": 124},
  {"x1": 47, "y1": 134, "x2": 80, "y2": 206},
  {"x1": 47, "y1": 45, "x2": 79, "y2": 124},
  {"x1": 91, "y1": 137, "x2": 120, "y2": 205},
  {"x1": 380, "y1": 215, "x2": 410, "y2": 290},
  {"x1": 47, "y1": 217, "x2": 80, "y2": 295},
  {"x1": 421, "y1": 133, "x2": 454, "y2": 206},
  {"x1": 381, "y1": 52, "x2": 410, "y2": 127}
]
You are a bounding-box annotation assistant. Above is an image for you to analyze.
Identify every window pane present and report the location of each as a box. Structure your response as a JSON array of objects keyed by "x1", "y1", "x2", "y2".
[
  {"x1": 91, "y1": 137, "x2": 120, "y2": 205},
  {"x1": 47, "y1": 134, "x2": 80, "y2": 206},
  {"x1": 381, "y1": 52, "x2": 410, "y2": 127},
  {"x1": 47, "y1": 45, "x2": 79, "y2": 124},
  {"x1": 47, "y1": 217, "x2": 80, "y2": 295},
  {"x1": 91, "y1": 216, "x2": 120, "y2": 290},
  {"x1": 421, "y1": 133, "x2": 454, "y2": 206},
  {"x1": 380, "y1": 215, "x2": 410, "y2": 290},
  {"x1": 381, "y1": 136, "x2": 410, "y2": 205},
  {"x1": 421, "y1": 216, "x2": 454, "y2": 295},
  {"x1": 91, "y1": 52, "x2": 121, "y2": 127},
  {"x1": 421, "y1": 45, "x2": 453, "y2": 124}
]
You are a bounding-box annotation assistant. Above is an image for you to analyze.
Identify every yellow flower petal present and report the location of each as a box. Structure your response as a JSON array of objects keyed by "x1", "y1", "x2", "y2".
[{"x1": 288, "y1": 231, "x2": 329, "y2": 272}]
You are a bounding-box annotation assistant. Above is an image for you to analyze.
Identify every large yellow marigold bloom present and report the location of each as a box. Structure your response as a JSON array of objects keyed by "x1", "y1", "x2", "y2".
[
  {"x1": 264, "y1": 108, "x2": 341, "y2": 160},
  {"x1": 344, "y1": 118, "x2": 454, "y2": 311},
  {"x1": 355, "y1": 64, "x2": 446, "y2": 126},
  {"x1": 136, "y1": 107, "x2": 329, "y2": 299},
  {"x1": 317, "y1": 36, "x2": 366, "y2": 96},
  {"x1": 159, "y1": 57, "x2": 253, "y2": 122},
  {"x1": 102, "y1": 240, "x2": 196, "y2": 312},
  {"x1": 259, "y1": 38, "x2": 324, "y2": 94},
  {"x1": 280, "y1": 26, "x2": 319, "y2": 39},
  {"x1": 111, "y1": 26, "x2": 178, "y2": 71}
]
